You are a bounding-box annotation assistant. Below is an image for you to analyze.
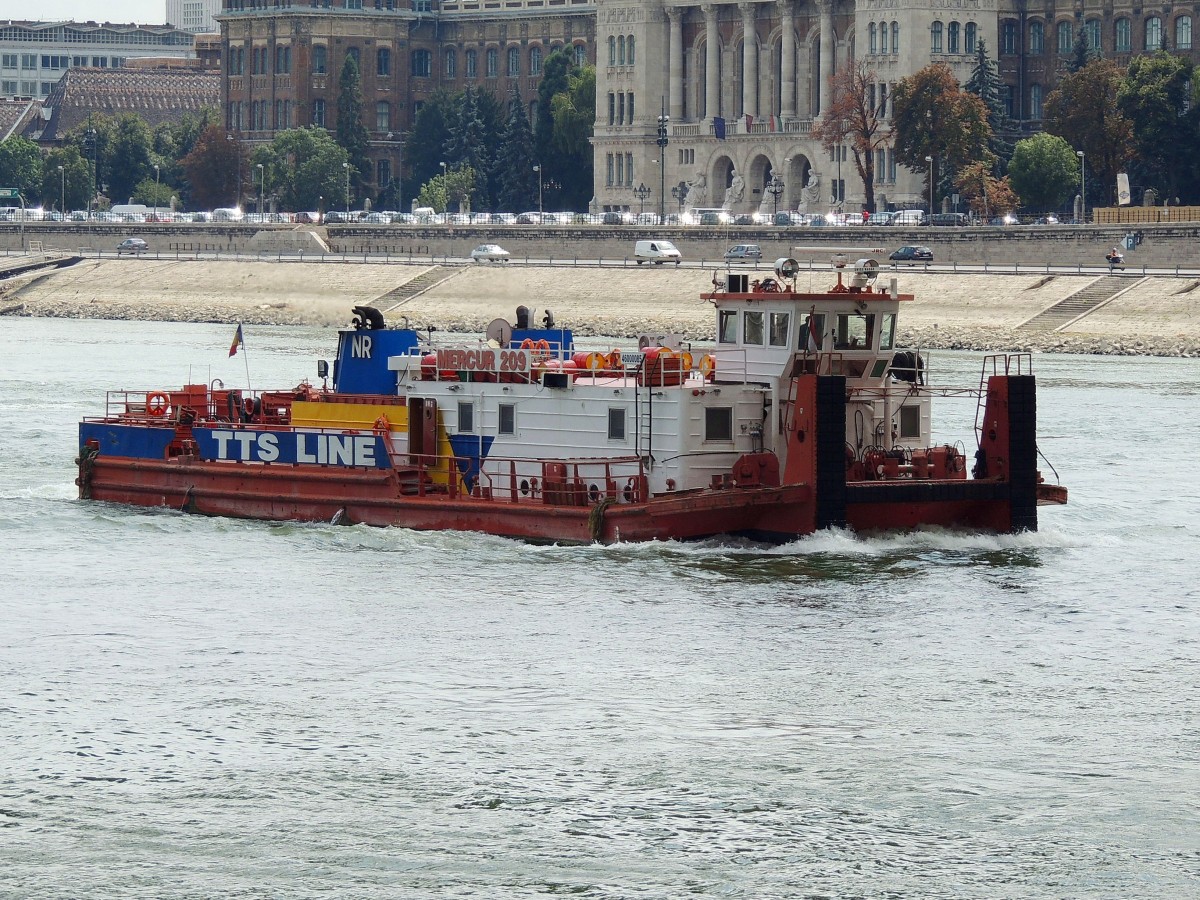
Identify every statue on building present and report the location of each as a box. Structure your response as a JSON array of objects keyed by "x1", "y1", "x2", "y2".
[
  {"x1": 799, "y1": 170, "x2": 821, "y2": 212},
  {"x1": 723, "y1": 169, "x2": 746, "y2": 209},
  {"x1": 684, "y1": 170, "x2": 707, "y2": 207}
]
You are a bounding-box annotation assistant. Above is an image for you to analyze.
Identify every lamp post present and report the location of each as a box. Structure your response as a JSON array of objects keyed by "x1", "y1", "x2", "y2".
[
  {"x1": 656, "y1": 98, "x2": 669, "y2": 223},
  {"x1": 1077, "y1": 149, "x2": 1086, "y2": 224},
  {"x1": 57, "y1": 165, "x2": 64, "y2": 217},
  {"x1": 633, "y1": 182, "x2": 651, "y2": 217},
  {"x1": 256, "y1": 163, "x2": 264, "y2": 221},
  {"x1": 767, "y1": 174, "x2": 784, "y2": 216},
  {"x1": 153, "y1": 164, "x2": 159, "y2": 221},
  {"x1": 532, "y1": 163, "x2": 542, "y2": 217},
  {"x1": 925, "y1": 155, "x2": 934, "y2": 216},
  {"x1": 671, "y1": 181, "x2": 686, "y2": 213},
  {"x1": 85, "y1": 126, "x2": 97, "y2": 218},
  {"x1": 318, "y1": 195, "x2": 323, "y2": 225},
  {"x1": 344, "y1": 162, "x2": 351, "y2": 218},
  {"x1": 227, "y1": 133, "x2": 241, "y2": 209}
]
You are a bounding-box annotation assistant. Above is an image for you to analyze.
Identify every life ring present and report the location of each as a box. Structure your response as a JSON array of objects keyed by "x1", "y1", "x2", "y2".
[
  {"x1": 243, "y1": 396, "x2": 257, "y2": 418},
  {"x1": 699, "y1": 354, "x2": 716, "y2": 378},
  {"x1": 584, "y1": 351, "x2": 606, "y2": 370},
  {"x1": 146, "y1": 392, "x2": 170, "y2": 416},
  {"x1": 373, "y1": 415, "x2": 391, "y2": 433},
  {"x1": 535, "y1": 339, "x2": 550, "y2": 352},
  {"x1": 607, "y1": 349, "x2": 623, "y2": 370},
  {"x1": 520, "y1": 338, "x2": 536, "y2": 350},
  {"x1": 679, "y1": 351, "x2": 694, "y2": 371}
]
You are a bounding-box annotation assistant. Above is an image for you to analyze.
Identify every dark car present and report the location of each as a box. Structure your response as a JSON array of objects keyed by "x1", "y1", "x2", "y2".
[
  {"x1": 889, "y1": 245, "x2": 933, "y2": 263},
  {"x1": 116, "y1": 237, "x2": 148, "y2": 255}
]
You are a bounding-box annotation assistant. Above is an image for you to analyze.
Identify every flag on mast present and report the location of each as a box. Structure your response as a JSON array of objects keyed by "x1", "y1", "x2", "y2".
[{"x1": 229, "y1": 324, "x2": 244, "y2": 357}]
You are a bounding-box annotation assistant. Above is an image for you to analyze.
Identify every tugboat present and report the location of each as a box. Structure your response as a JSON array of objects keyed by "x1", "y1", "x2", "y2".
[{"x1": 77, "y1": 256, "x2": 1066, "y2": 543}]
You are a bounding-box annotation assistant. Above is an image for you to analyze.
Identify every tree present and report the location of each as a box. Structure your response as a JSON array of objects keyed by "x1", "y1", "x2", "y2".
[
  {"x1": 1117, "y1": 51, "x2": 1200, "y2": 204},
  {"x1": 66, "y1": 114, "x2": 117, "y2": 209},
  {"x1": 954, "y1": 161, "x2": 1018, "y2": 219},
  {"x1": 336, "y1": 54, "x2": 372, "y2": 199},
  {"x1": 180, "y1": 124, "x2": 248, "y2": 210},
  {"x1": 547, "y1": 60, "x2": 595, "y2": 210},
  {"x1": 0, "y1": 136, "x2": 43, "y2": 203},
  {"x1": 1043, "y1": 58, "x2": 1134, "y2": 207},
  {"x1": 108, "y1": 114, "x2": 155, "y2": 204},
  {"x1": 444, "y1": 165, "x2": 477, "y2": 212},
  {"x1": 474, "y1": 89, "x2": 506, "y2": 210},
  {"x1": 1007, "y1": 133, "x2": 1080, "y2": 213},
  {"x1": 495, "y1": 99, "x2": 538, "y2": 211},
  {"x1": 892, "y1": 64, "x2": 991, "y2": 212},
  {"x1": 405, "y1": 91, "x2": 455, "y2": 202},
  {"x1": 417, "y1": 172, "x2": 449, "y2": 212},
  {"x1": 535, "y1": 48, "x2": 576, "y2": 191},
  {"x1": 964, "y1": 40, "x2": 1013, "y2": 171},
  {"x1": 446, "y1": 88, "x2": 490, "y2": 206},
  {"x1": 252, "y1": 127, "x2": 351, "y2": 212},
  {"x1": 1069, "y1": 27, "x2": 1098, "y2": 74},
  {"x1": 812, "y1": 60, "x2": 890, "y2": 212},
  {"x1": 40, "y1": 147, "x2": 91, "y2": 212}
]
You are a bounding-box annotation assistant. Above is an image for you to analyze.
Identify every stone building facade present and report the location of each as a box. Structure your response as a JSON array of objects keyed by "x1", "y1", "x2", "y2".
[
  {"x1": 593, "y1": 0, "x2": 1200, "y2": 216},
  {"x1": 218, "y1": 0, "x2": 595, "y2": 204}
]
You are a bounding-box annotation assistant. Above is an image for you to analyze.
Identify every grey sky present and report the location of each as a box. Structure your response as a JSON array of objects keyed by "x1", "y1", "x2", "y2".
[{"x1": 1, "y1": 1, "x2": 169, "y2": 25}]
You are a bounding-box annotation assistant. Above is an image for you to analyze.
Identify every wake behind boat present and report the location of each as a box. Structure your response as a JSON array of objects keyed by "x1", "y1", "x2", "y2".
[{"x1": 77, "y1": 255, "x2": 1066, "y2": 543}]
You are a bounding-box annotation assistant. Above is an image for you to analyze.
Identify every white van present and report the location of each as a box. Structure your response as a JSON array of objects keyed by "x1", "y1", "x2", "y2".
[
  {"x1": 634, "y1": 239, "x2": 682, "y2": 265},
  {"x1": 891, "y1": 209, "x2": 925, "y2": 226}
]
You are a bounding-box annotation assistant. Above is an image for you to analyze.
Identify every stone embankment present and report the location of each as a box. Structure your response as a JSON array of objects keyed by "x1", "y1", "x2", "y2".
[{"x1": 3, "y1": 257, "x2": 1199, "y2": 357}]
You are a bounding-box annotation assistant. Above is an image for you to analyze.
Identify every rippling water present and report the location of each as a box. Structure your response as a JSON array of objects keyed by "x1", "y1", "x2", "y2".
[{"x1": 3, "y1": 318, "x2": 1199, "y2": 897}]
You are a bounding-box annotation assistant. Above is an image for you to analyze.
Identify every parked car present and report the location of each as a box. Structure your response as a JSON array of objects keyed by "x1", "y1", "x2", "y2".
[
  {"x1": 920, "y1": 212, "x2": 970, "y2": 227},
  {"x1": 634, "y1": 239, "x2": 682, "y2": 265},
  {"x1": 866, "y1": 211, "x2": 895, "y2": 226},
  {"x1": 1032, "y1": 214, "x2": 1060, "y2": 225},
  {"x1": 724, "y1": 243, "x2": 763, "y2": 261},
  {"x1": 988, "y1": 213, "x2": 1019, "y2": 226},
  {"x1": 889, "y1": 245, "x2": 933, "y2": 263},
  {"x1": 116, "y1": 237, "x2": 149, "y2": 255},
  {"x1": 470, "y1": 243, "x2": 510, "y2": 263}
]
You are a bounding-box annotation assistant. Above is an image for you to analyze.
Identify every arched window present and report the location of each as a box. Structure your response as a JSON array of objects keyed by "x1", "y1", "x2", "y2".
[
  {"x1": 1115, "y1": 18, "x2": 1131, "y2": 52},
  {"x1": 965, "y1": 22, "x2": 977, "y2": 53},
  {"x1": 486, "y1": 47, "x2": 498, "y2": 77},
  {"x1": 313, "y1": 44, "x2": 327, "y2": 74},
  {"x1": 376, "y1": 47, "x2": 390, "y2": 76},
  {"x1": 618, "y1": 35, "x2": 625, "y2": 65},
  {"x1": 465, "y1": 49, "x2": 476, "y2": 77},
  {"x1": 444, "y1": 49, "x2": 456, "y2": 77},
  {"x1": 627, "y1": 34, "x2": 635, "y2": 65},
  {"x1": 507, "y1": 46, "x2": 520, "y2": 76},
  {"x1": 1085, "y1": 19, "x2": 1100, "y2": 50},
  {"x1": 530, "y1": 46, "x2": 542, "y2": 75},
  {"x1": 869, "y1": 23, "x2": 877, "y2": 54},
  {"x1": 575, "y1": 43, "x2": 587, "y2": 67},
  {"x1": 608, "y1": 36, "x2": 616, "y2": 66},
  {"x1": 931, "y1": 21, "x2": 943, "y2": 53},
  {"x1": 411, "y1": 49, "x2": 431, "y2": 77},
  {"x1": 891, "y1": 22, "x2": 899, "y2": 53},
  {"x1": 1030, "y1": 83, "x2": 1042, "y2": 119},
  {"x1": 1029, "y1": 21, "x2": 1044, "y2": 53},
  {"x1": 1056, "y1": 21, "x2": 1072, "y2": 53},
  {"x1": 1145, "y1": 16, "x2": 1162, "y2": 50},
  {"x1": 948, "y1": 21, "x2": 960, "y2": 53},
  {"x1": 1177, "y1": 15, "x2": 1193, "y2": 50}
]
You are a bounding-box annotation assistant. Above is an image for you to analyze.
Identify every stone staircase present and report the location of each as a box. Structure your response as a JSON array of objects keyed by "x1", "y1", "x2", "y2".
[
  {"x1": 375, "y1": 265, "x2": 463, "y2": 313},
  {"x1": 1018, "y1": 274, "x2": 1142, "y2": 331}
]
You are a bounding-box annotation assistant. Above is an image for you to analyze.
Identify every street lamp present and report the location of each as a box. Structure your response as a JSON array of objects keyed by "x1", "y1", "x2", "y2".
[
  {"x1": 532, "y1": 163, "x2": 542, "y2": 217},
  {"x1": 1077, "y1": 149, "x2": 1086, "y2": 224},
  {"x1": 344, "y1": 162, "x2": 351, "y2": 218},
  {"x1": 656, "y1": 98, "x2": 669, "y2": 223},
  {"x1": 925, "y1": 155, "x2": 934, "y2": 216},
  {"x1": 153, "y1": 164, "x2": 159, "y2": 221},
  {"x1": 57, "y1": 165, "x2": 64, "y2": 217},
  {"x1": 227, "y1": 133, "x2": 241, "y2": 209},
  {"x1": 671, "y1": 180, "x2": 686, "y2": 212},
  {"x1": 257, "y1": 163, "x2": 264, "y2": 220},
  {"x1": 85, "y1": 126, "x2": 97, "y2": 217},
  {"x1": 633, "y1": 182, "x2": 651, "y2": 217},
  {"x1": 766, "y1": 173, "x2": 784, "y2": 216}
]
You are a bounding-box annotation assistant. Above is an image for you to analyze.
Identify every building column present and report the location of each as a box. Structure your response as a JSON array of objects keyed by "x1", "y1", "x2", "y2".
[
  {"x1": 740, "y1": 3, "x2": 757, "y2": 118},
  {"x1": 818, "y1": 0, "x2": 833, "y2": 116},
  {"x1": 704, "y1": 3, "x2": 720, "y2": 120},
  {"x1": 779, "y1": 0, "x2": 795, "y2": 118},
  {"x1": 668, "y1": 8, "x2": 684, "y2": 122}
]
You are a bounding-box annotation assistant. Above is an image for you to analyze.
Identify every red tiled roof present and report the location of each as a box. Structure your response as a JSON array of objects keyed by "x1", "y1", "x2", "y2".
[{"x1": 0, "y1": 99, "x2": 38, "y2": 142}]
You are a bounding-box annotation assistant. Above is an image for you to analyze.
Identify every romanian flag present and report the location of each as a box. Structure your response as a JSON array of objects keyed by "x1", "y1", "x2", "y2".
[
  {"x1": 806, "y1": 313, "x2": 821, "y2": 352},
  {"x1": 229, "y1": 324, "x2": 244, "y2": 357}
]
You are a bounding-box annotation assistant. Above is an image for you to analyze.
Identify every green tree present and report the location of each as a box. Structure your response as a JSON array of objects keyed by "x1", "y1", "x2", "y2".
[
  {"x1": 1117, "y1": 51, "x2": 1200, "y2": 204},
  {"x1": 336, "y1": 53, "x2": 372, "y2": 199},
  {"x1": 252, "y1": 127, "x2": 350, "y2": 212},
  {"x1": 535, "y1": 48, "x2": 576, "y2": 193},
  {"x1": 892, "y1": 64, "x2": 992, "y2": 212},
  {"x1": 181, "y1": 124, "x2": 249, "y2": 210},
  {"x1": 446, "y1": 88, "x2": 490, "y2": 205},
  {"x1": 405, "y1": 91, "x2": 455, "y2": 203},
  {"x1": 474, "y1": 89, "x2": 506, "y2": 210},
  {"x1": 812, "y1": 60, "x2": 889, "y2": 213},
  {"x1": 1043, "y1": 58, "x2": 1133, "y2": 207},
  {"x1": 964, "y1": 40, "x2": 1013, "y2": 171},
  {"x1": 547, "y1": 61, "x2": 595, "y2": 209},
  {"x1": 0, "y1": 136, "x2": 43, "y2": 203},
  {"x1": 40, "y1": 147, "x2": 91, "y2": 212},
  {"x1": 1069, "y1": 27, "x2": 1098, "y2": 74},
  {"x1": 66, "y1": 114, "x2": 117, "y2": 209},
  {"x1": 1007, "y1": 132, "x2": 1080, "y2": 213},
  {"x1": 495, "y1": 99, "x2": 538, "y2": 211},
  {"x1": 108, "y1": 114, "x2": 155, "y2": 204},
  {"x1": 417, "y1": 173, "x2": 449, "y2": 213}
]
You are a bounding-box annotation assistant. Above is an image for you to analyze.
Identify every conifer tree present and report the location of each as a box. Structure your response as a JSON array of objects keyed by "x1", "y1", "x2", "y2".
[
  {"x1": 495, "y1": 98, "x2": 538, "y2": 211},
  {"x1": 336, "y1": 54, "x2": 372, "y2": 199},
  {"x1": 965, "y1": 40, "x2": 1014, "y2": 171},
  {"x1": 446, "y1": 87, "x2": 490, "y2": 208}
]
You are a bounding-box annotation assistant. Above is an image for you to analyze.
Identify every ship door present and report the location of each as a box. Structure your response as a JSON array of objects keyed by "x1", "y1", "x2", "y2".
[{"x1": 408, "y1": 397, "x2": 439, "y2": 466}]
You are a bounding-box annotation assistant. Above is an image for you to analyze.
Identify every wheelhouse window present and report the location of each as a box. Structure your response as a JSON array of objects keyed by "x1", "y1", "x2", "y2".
[
  {"x1": 879, "y1": 313, "x2": 896, "y2": 351},
  {"x1": 458, "y1": 401, "x2": 474, "y2": 433},
  {"x1": 834, "y1": 313, "x2": 874, "y2": 350},
  {"x1": 607, "y1": 408, "x2": 626, "y2": 441},
  {"x1": 743, "y1": 311, "x2": 764, "y2": 346},
  {"x1": 798, "y1": 313, "x2": 825, "y2": 351},
  {"x1": 498, "y1": 403, "x2": 515, "y2": 435},
  {"x1": 705, "y1": 407, "x2": 733, "y2": 443},
  {"x1": 718, "y1": 310, "x2": 738, "y2": 343},
  {"x1": 769, "y1": 312, "x2": 790, "y2": 347}
]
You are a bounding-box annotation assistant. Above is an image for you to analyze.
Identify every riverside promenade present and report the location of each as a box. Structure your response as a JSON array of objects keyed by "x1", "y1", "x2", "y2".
[{"x1": 3, "y1": 255, "x2": 1198, "y2": 357}]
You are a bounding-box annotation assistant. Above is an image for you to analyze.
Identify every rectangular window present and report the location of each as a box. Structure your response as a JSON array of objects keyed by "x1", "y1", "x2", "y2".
[
  {"x1": 21, "y1": 54, "x2": 35, "y2": 69},
  {"x1": 718, "y1": 309, "x2": 738, "y2": 343},
  {"x1": 607, "y1": 408, "x2": 626, "y2": 440},
  {"x1": 458, "y1": 402, "x2": 474, "y2": 433},
  {"x1": 608, "y1": 92, "x2": 615, "y2": 125},
  {"x1": 1, "y1": 55, "x2": 16, "y2": 69},
  {"x1": 617, "y1": 92, "x2": 624, "y2": 124},
  {"x1": 1029, "y1": 22, "x2": 1044, "y2": 54},
  {"x1": 313, "y1": 98, "x2": 325, "y2": 127},
  {"x1": 879, "y1": 314, "x2": 896, "y2": 350},
  {"x1": 606, "y1": 153, "x2": 614, "y2": 186},
  {"x1": 931, "y1": 22, "x2": 943, "y2": 53},
  {"x1": 615, "y1": 153, "x2": 623, "y2": 186},
  {"x1": 768, "y1": 312, "x2": 790, "y2": 347},
  {"x1": 1, "y1": 81, "x2": 16, "y2": 94},
  {"x1": 625, "y1": 153, "x2": 633, "y2": 186},
  {"x1": 1116, "y1": 19, "x2": 1131, "y2": 52},
  {"x1": 627, "y1": 92, "x2": 634, "y2": 122},
  {"x1": 1002, "y1": 21, "x2": 1017, "y2": 54},
  {"x1": 705, "y1": 407, "x2": 734, "y2": 443},
  {"x1": 498, "y1": 403, "x2": 515, "y2": 435},
  {"x1": 743, "y1": 311, "x2": 764, "y2": 345},
  {"x1": 376, "y1": 101, "x2": 390, "y2": 131},
  {"x1": 834, "y1": 314, "x2": 873, "y2": 350},
  {"x1": 899, "y1": 404, "x2": 921, "y2": 439}
]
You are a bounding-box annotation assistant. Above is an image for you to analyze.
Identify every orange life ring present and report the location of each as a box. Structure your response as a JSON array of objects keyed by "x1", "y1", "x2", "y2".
[
  {"x1": 679, "y1": 351, "x2": 695, "y2": 371},
  {"x1": 535, "y1": 339, "x2": 550, "y2": 352},
  {"x1": 584, "y1": 351, "x2": 606, "y2": 370},
  {"x1": 520, "y1": 338, "x2": 536, "y2": 350},
  {"x1": 699, "y1": 354, "x2": 716, "y2": 378},
  {"x1": 146, "y1": 392, "x2": 170, "y2": 416}
]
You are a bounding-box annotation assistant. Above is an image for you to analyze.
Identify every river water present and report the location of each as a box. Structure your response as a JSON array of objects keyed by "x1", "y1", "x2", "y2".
[{"x1": 2, "y1": 318, "x2": 1198, "y2": 898}]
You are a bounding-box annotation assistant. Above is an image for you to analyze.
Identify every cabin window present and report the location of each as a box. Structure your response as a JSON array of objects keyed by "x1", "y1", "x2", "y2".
[
  {"x1": 705, "y1": 407, "x2": 733, "y2": 442},
  {"x1": 608, "y1": 408, "x2": 626, "y2": 440},
  {"x1": 769, "y1": 312, "x2": 790, "y2": 346},
  {"x1": 743, "y1": 311, "x2": 764, "y2": 345},
  {"x1": 458, "y1": 401, "x2": 474, "y2": 433},
  {"x1": 879, "y1": 313, "x2": 896, "y2": 350},
  {"x1": 718, "y1": 310, "x2": 738, "y2": 343},
  {"x1": 498, "y1": 403, "x2": 516, "y2": 435},
  {"x1": 798, "y1": 313, "x2": 825, "y2": 351},
  {"x1": 834, "y1": 313, "x2": 874, "y2": 350},
  {"x1": 899, "y1": 404, "x2": 921, "y2": 439}
]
